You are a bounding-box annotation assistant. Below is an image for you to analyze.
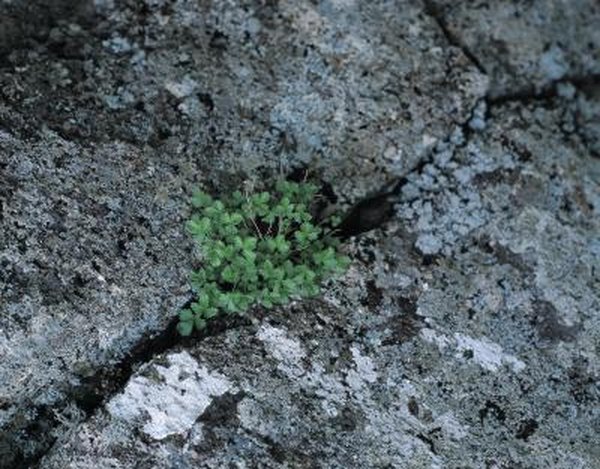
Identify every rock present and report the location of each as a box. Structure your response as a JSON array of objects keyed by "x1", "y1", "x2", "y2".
[
  {"x1": 41, "y1": 93, "x2": 600, "y2": 467},
  {"x1": 0, "y1": 0, "x2": 486, "y2": 465},
  {"x1": 0, "y1": 0, "x2": 598, "y2": 468},
  {"x1": 428, "y1": 0, "x2": 600, "y2": 97}
]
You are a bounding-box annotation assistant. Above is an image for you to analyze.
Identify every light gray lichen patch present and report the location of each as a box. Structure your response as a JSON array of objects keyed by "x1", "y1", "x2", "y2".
[
  {"x1": 256, "y1": 324, "x2": 372, "y2": 414},
  {"x1": 454, "y1": 333, "x2": 526, "y2": 372},
  {"x1": 107, "y1": 351, "x2": 232, "y2": 440},
  {"x1": 421, "y1": 328, "x2": 526, "y2": 373},
  {"x1": 397, "y1": 126, "x2": 511, "y2": 257},
  {"x1": 345, "y1": 345, "x2": 378, "y2": 390},
  {"x1": 256, "y1": 324, "x2": 307, "y2": 378}
]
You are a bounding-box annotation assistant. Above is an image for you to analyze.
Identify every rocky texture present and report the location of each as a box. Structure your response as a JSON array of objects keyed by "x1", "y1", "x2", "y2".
[
  {"x1": 0, "y1": 0, "x2": 599, "y2": 468},
  {"x1": 427, "y1": 0, "x2": 600, "y2": 98},
  {"x1": 39, "y1": 90, "x2": 600, "y2": 468},
  {"x1": 0, "y1": 0, "x2": 487, "y2": 466},
  {"x1": 1, "y1": 0, "x2": 486, "y2": 197},
  {"x1": 0, "y1": 134, "x2": 196, "y2": 465},
  {"x1": 0, "y1": 0, "x2": 95, "y2": 58}
]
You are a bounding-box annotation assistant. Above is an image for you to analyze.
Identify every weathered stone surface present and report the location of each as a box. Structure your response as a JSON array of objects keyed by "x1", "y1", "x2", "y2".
[
  {"x1": 1, "y1": 0, "x2": 486, "y2": 198},
  {"x1": 0, "y1": 0, "x2": 94, "y2": 57},
  {"x1": 0, "y1": 0, "x2": 486, "y2": 466},
  {"x1": 0, "y1": 135, "x2": 194, "y2": 465},
  {"x1": 429, "y1": 0, "x2": 600, "y2": 97},
  {"x1": 1, "y1": 0, "x2": 599, "y2": 468},
  {"x1": 41, "y1": 93, "x2": 599, "y2": 467}
]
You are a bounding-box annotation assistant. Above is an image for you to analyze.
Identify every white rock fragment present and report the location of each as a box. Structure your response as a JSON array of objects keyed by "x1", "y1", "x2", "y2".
[
  {"x1": 454, "y1": 333, "x2": 526, "y2": 373},
  {"x1": 349, "y1": 345, "x2": 378, "y2": 384},
  {"x1": 257, "y1": 324, "x2": 307, "y2": 377},
  {"x1": 165, "y1": 76, "x2": 199, "y2": 99},
  {"x1": 420, "y1": 329, "x2": 526, "y2": 373},
  {"x1": 107, "y1": 352, "x2": 232, "y2": 440}
]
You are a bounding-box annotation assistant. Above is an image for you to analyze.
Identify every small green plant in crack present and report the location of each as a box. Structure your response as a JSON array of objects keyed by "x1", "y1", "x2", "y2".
[{"x1": 177, "y1": 179, "x2": 351, "y2": 336}]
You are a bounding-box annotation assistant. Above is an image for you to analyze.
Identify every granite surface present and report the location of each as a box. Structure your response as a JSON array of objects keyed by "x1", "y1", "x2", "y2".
[{"x1": 0, "y1": 0, "x2": 598, "y2": 468}]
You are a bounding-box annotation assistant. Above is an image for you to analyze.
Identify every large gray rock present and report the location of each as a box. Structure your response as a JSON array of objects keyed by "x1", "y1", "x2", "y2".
[
  {"x1": 0, "y1": 0, "x2": 487, "y2": 466},
  {"x1": 40, "y1": 91, "x2": 600, "y2": 467},
  {"x1": 1, "y1": 0, "x2": 487, "y2": 197},
  {"x1": 2, "y1": 0, "x2": 599, "y2": 467}
]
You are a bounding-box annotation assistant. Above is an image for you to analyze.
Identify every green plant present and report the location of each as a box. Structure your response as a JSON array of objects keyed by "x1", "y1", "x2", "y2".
[{"x1": 177, "y1": 179, "x2": 350, "y2": 336}]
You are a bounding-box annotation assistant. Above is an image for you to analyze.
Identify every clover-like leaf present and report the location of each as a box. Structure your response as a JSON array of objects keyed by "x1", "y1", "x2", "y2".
[
  {"x1": 179, "y1": 309, "x2": 194, "y2": 322},
  {"x1": 194, "y1": 316, "x2": 207, "y2": 330},
  {"x1": 191, "y1": 191, "x2": 213, "y2": 208},
  {"x1": 177, "y1": 320, "x2": 194, "y2": 336}
]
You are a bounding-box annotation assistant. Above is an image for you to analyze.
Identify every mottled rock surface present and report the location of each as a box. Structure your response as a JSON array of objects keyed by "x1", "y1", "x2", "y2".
[
  {"x1": 0, "y1": 0, "x2": 598, "y2": 468},
  {"x1": 40, "y1": 92, "x2": 600, "y2": 469},
  {"x1": 428, "y1": 0, "x2": 600, "y2": 97}
]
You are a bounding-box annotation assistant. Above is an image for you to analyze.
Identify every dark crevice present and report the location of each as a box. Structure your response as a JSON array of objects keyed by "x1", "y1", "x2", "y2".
[
  {"x1": 487, "y1": 74, "x2": 600, "y2": 107},
  {"x1": 336, "y1": 190, "x2": 396, "y2": 239},
  {"x1": 70, "y1": 310, "x2": 251, "y2": 416},
  {"x1": 422, "y1": 0, "x2": 486, "y2": 75},
  {"x1": 415, "y1": 432, "x2": 437, "y2": 455},
  {"x1": 422, "y1": 1, "x2": 600, "y2": 111},
  {"x1": 338, "y1": 92, "x2": 488, "y2": 243}
]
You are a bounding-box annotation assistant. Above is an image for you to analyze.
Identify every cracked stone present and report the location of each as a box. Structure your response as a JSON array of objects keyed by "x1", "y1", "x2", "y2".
[{"x1": 0, "y1": 0, "x2": 598, "y2": 468}]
